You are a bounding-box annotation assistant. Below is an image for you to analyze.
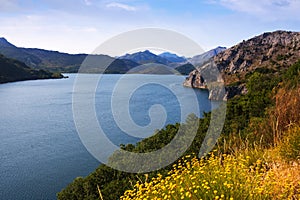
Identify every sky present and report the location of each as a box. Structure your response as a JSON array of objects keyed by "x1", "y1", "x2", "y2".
[{"x1": 0, "y1": 0, "x2": 300, "y2": 57}]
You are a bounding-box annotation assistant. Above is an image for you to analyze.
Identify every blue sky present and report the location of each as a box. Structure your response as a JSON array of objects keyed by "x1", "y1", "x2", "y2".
[{"x1": 0, "y1": 0, "x2": 300, "y2": 56}]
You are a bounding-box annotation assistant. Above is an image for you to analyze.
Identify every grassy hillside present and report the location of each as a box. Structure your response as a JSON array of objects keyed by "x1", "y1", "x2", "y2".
[
  {"x1": 0, "y1": 54, "x2": 63, "y2": 83},
  {"x1": 121, "y1": 61, "x2": 300, "y2": 200}
]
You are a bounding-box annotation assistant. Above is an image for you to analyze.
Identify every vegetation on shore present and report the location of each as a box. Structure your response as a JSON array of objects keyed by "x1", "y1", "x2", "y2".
[
  {"x1": 0, "y1": 54, "x2": 64, "y2": 84},
  {"x1": 120, "y1": 61, "x2": 300, "y2": 200}
]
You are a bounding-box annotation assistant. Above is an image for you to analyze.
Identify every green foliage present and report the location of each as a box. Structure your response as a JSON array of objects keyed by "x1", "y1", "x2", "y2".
[
  {"x1": 223, "y1": 70, "x2": 281, "y2": 138},
  {"x1": 57, "y1": 177, "x2": 86, "y2": 200},
  {"x1": 246, "y1": 72, "x2": 280, "y2": 117},
  {"x1": 283, "y1": 60, "x2": 300, "y2": 89},
  {"x1": 279, "y1": 126, "x2": 300, "y2": 161},
  {"x1": 58, "y1": 114, "x2": 211, "y2": 200}
]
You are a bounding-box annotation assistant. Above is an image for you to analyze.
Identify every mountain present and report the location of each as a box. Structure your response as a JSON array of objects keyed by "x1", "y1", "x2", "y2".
[
  {"x1": 158, "y1": 52, "x2": 187, "y2": 63},
  {"x1": 174, "y1": 47, "x2": 226, "y2": 75},
  {"x1": 0, "y1": 38, "x2": 139, "y2": 73},
  {"x1": 0, "y1": 54, "x2": 63, "y2": 84},
  {"x1": 214, "y1": 31, "x2": 300, "y2": 84},
  {"x1": 0, "y1": 37, "x2": 85, "y2": 72},
  {"x1": 0, "y1": 38, "x2": 43, "y2": 68},
  {"x1": 119, "y1": 50, "x2": 171, "y2": 65},
  {"x1": 183, "y1": 30, "x2": 300, "y2": 99},
  {"x1": 78, "y1": 55, "x2": 139, "y2": 74},
  {"x1": 188, "y1": 46, "x2": 226, "y2": 66}
]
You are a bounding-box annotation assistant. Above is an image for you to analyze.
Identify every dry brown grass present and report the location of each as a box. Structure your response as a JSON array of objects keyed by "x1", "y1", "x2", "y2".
[{"x1": 269, "y1": 86, "x2": 300, "y2": 144}]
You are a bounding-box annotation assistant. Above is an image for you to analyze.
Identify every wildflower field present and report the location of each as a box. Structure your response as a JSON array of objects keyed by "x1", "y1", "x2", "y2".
[{"x1": 121, "y1": 151, "x2": 300, "y2": 200}]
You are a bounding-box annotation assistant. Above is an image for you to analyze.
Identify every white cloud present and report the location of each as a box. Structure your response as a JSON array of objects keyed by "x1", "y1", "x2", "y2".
[
  {"x1": 84, "y1": 0, "x2": 92, "y2": 6},
  {"x1": 213, "y1": 0, "x2": 300, "y2": 20},
  {"x1": 106, "y1": 2, "x2": 137, "y2": 11}
]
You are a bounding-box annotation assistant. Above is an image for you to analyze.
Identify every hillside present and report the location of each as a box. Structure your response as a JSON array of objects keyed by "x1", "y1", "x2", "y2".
[
  {"x1": 184, "y1": 31, "x2": 300, "y2": 98},
  {"x1": 0, "y1": 37, "x2": 84, "y2": 72},
  {"x1": 121, "y1": 60, "x2": 300, "y2": 200},
  {"x1": 0, "y1": 54, "x2": 63, "y2": 83}
]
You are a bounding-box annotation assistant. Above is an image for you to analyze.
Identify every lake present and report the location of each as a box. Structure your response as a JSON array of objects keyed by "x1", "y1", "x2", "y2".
[{"x1": 0, "y1": 74, "x2": 219, "y2": 200}]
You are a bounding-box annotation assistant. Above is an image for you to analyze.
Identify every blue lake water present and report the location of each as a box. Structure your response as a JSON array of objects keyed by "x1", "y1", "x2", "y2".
[{"x1": 0, "y1": 74, "x2": 219, "y2": 200}]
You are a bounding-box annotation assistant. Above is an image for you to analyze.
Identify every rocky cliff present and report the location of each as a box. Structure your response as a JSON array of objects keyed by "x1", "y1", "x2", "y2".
[{"x1": 184, "y1": 30, "x2": 300, "y2": 99}]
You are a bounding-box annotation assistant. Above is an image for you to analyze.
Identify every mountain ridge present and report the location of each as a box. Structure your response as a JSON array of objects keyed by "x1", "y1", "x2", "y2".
[
  {"x1": 158, "y1": 52, "x2": 187, "y2": 63},
  {"x1": 0, "y1": 38, "x2": 226, "y2": 74},
  {"x1": 0, "y1": 38, "x2": 140, "y2": 73},
  {"x1": 119, "y1": 50, "x2": 171, "y2": 66}
]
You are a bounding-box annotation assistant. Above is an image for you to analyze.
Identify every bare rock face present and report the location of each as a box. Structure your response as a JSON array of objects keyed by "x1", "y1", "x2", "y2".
[
  {"x1": 214, "y1": 30, "x2": 300, "y2": 83},
  {"x1": 183, "y1": 70, "x2": 206, "y2": 89},
  {"x1": 224, "y1": 84, "x2": 248, "y2": 99},
  {"x1": 184, "y1": 30, "x2": 300, "y2": 99}
]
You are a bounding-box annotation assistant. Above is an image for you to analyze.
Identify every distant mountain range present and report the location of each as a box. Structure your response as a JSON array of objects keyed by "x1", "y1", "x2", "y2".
[
  {"x1": 0, "y1": 37, "x2": 225, "y2": 75},
  {"x1": 158, "y1": 52, "x2": 187, "y2": 63},
  {"x1": 119, "y1": 50, "x2": 171, "y2": 65},
  {"x1": 0, "y1": 38, "x2": 141, "y2": 74}
]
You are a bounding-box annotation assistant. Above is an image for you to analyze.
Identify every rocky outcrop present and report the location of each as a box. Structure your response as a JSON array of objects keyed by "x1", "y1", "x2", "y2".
[
  {"x1": 184, "y1": 30, "x2": 300, "y2": 99},
  {"x1": 183, "y1": 61, "x2": 226, "y2": 100},
  {"x1": 224, "y1": 84, "x2": 248, "y2": 99},
  {"x1": 183, "y1": 70, "x2": 206, "y2": 89}
]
